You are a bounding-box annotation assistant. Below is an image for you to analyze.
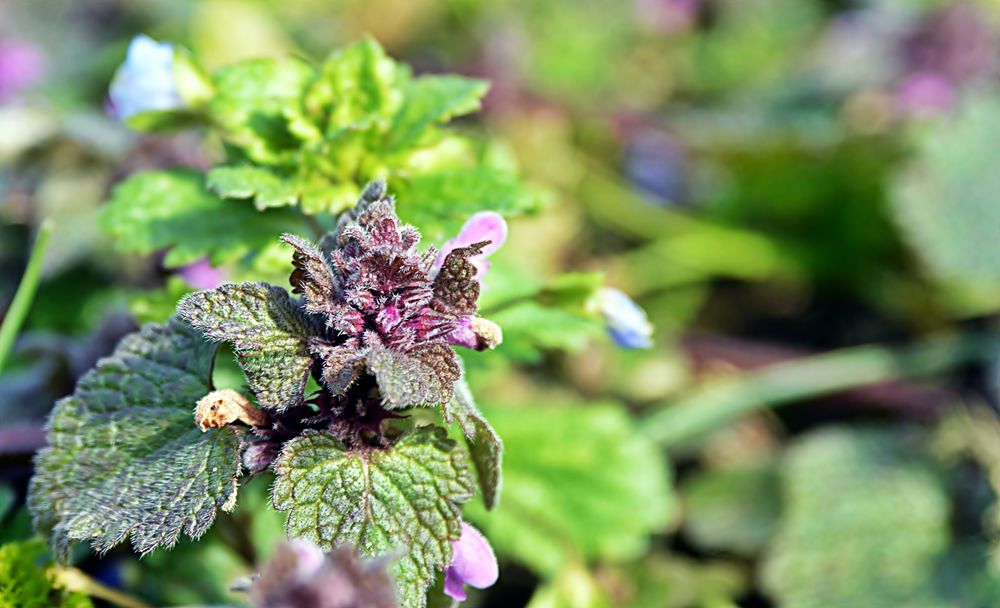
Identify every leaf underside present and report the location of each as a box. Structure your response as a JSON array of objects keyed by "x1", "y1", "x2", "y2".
[
  {"x1": 272, "y1": 426, "x2": 475, "y2": 608},
  {"x1": 445, "y1": 377, "x2": 503, "y2": 510},
  {"x1": 29, "y1": 318, "x2": 243, "y2": 561}
]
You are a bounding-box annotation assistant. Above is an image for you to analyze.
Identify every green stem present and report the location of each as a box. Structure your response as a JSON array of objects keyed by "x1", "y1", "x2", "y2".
[
  {"x1": 642, "y1": 332, "x2": 998, "y2": 448},
  {"x1": 0, "y1": 220, "x2": 52, "y2": 372},
  {"x1": 51, "y1": 565, "x2": 151, "y2": 608}
]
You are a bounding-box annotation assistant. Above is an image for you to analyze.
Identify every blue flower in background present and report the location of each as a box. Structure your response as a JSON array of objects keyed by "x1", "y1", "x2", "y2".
[
  {"x1": 595, "y1": 287, "x2": 654, "y2": 349},
  {"x1": 108, "y1": 35, "x2": 182, "y2": 120}
]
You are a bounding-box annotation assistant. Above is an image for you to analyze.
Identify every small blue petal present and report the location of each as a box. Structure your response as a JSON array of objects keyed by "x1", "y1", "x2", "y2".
[
  {"x1": 108, "y1": 35, "x2": 182, "y2": 121},
  {"x1": 609, "y1": 325, "x2": 654, "y2": 349},
  {"x1": 596, "y1": 287, "x2": 654, "y2": 349}
]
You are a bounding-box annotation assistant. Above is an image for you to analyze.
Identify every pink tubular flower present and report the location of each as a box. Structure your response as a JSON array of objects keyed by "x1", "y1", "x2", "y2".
[
  {"x1": 178, "y1": 258, "x2": 227, "y2": 290},
  {"x1": 444, "y1": 522, "x2": 498, "y2": 601},
  {"x1": 432, "y1": 211, "x2": 508, "y2": 285},
  {"x1": 431, "y1": 212, "x2": 507, "y2": 351}
]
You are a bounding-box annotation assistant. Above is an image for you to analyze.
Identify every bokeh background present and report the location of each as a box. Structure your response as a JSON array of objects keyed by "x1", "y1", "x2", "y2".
[{"x1": 6, "y1": 0, "x2": 1000, "y2": 606}]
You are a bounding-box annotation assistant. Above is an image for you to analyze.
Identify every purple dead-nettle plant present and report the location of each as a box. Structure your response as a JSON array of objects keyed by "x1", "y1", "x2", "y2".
[
  {"x1": 30, "y1": 181, "x2": 505, "y2": 607},
  {"x1": 179, "y1": 180, "x2": 504, "y2": 455}
]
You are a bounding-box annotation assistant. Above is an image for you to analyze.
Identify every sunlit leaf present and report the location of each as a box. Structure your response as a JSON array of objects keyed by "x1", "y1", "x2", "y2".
[{"x1": 99, "y1": 169, "x2": 302, "y2": 268}]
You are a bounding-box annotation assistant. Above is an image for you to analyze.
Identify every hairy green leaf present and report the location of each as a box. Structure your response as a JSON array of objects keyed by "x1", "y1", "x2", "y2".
[
  {"x1": 385, "y1": 75, "x2": 489, "y2": 151},
  {"x1": 272, "y1": 426, "x2": 475, "y2": 608},
  {"x1": 29, "y1": 318, "x2": 242, "y2": 559},
  {"x1": 445, "y1": 378, "x2": 502, "y2": 510},
  {"x1": 680, "y1": 464, "x2": 781, "y2": 556},
  {"x1": 366, "y1": 342, "x2": 461, "y2": 409},
  {"x1": 464, "y1": 402, "x2": 674, "y2": 577},
  {"x1": 891, "y1": 94, "x2": 1000, "y2": 284},
  {"x1": 761, "y1": 427, "x2": 951, "y2": 608},
  {"x1": 178, "y1": 282, "x2": 317, "y2": 412},
  {"x1": 207, "y1": 165, "x2": 298, "y2": 210},
  {"x1": 99, "y1": 169, "x2": 302, "y2": 268},
  {"x1": 0, "y1": 540, "x2": 93, "y2": 608}
]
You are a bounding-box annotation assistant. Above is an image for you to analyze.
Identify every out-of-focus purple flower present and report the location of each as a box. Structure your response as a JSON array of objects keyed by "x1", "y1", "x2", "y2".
[
  {"x1": 178, "y1": 258, "x2": 227, "y2": 290},
  {"x1": 594, "y1": 287, "x2": 653, "y2": 349},
  {"x1": 0, "y1": 39, "x2": 45, "y2": 103},
  {"x1": 884, "y1": 2, "x2": 1000, "y2": 120},
  {"x1": 444, "y1": 522, "x2": 498, "y2": 601},
  {"x1": 242, "y1": 440, "x2": 281, "y2": 474},
  {"x1": 249, "y1": 540, "x2": 398, "y2": 608},
  {"x1": 432, "y1": 212, "x2": 508, "y2": 285},
  {"x1": 286, "y1": 539, "x2": 326, "y2": 579},
  {"x1": 903, "y1": 2, "x2": 1000, "y2": 88},
  {"x1": 625, "y1": 130, "x2": 688, "y2": 206},
  {"x1": 895, "y1": 71, "x2": 955, "y2": 118},
  {"x1": 633, "y1": 0, "x2": 701, "y2": 33},
  {"x1": 108, "y1": 35, "x2": 183, "y2": 120}
]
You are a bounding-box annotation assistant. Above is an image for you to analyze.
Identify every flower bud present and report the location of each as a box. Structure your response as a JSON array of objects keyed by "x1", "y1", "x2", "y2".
[{"x1": 593, "y1": 287, "x2": 653, "y2": 349}]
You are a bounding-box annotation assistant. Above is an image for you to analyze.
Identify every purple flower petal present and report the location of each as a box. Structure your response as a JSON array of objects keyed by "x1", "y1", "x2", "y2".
[
  {"x1": 444, "y1": 568, "x2": 469, "y2": 601},
  {"x1": 896, "y1": 71, "x2": 955, "y2": 118},
  {"x1": 0, "y1": 39, "x2": 45, "y2": 103},
  {"x1": 447, "y1": 318, "x2": 480, "y2": 350},
  {"x1": 443, "y1": 522, "x2": 498, "y2": 600},
  {"x1": 432, "y1": 212, "x2": 508, "y2": 283}
]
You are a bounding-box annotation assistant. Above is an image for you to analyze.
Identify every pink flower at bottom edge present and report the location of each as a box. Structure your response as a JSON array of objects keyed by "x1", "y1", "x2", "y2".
[{"x1": 443, "y1": 522, "x2": 498, "y2": 601}]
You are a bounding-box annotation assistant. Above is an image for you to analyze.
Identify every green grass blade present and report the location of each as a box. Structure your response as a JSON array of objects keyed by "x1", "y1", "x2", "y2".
[
  {"x1": 0, "y1": 220, "x2": 53, "y2": 372},
  {"x1": 643, "y1": 333, "x2": 999, "y2": 448}
]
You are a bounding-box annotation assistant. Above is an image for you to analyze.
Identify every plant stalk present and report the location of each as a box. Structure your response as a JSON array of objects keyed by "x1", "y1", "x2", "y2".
[
  {"x1": 643, "y1": 332, "x2": 999, "y2": 448},
  {"x1": 0, "y1": 220, "x2": 52, "y2": 372}
]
